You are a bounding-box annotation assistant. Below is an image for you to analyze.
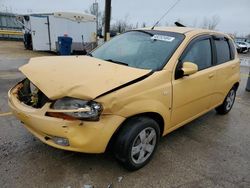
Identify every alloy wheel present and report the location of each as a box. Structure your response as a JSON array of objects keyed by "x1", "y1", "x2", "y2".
[{"x1": 130, "y1": 127, "x2": 157, "y2": 164}]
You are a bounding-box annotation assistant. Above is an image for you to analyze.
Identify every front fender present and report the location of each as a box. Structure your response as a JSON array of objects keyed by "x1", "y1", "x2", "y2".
[
  {"x1": 115, "y1": 99, "x2": 168, "y2": 118},
  {"x1": 109, "y1": 99, "x2": 170, "y2": 134},
  {"x1": 97, "y1": 70, "x2": 172, "y2": 134}
]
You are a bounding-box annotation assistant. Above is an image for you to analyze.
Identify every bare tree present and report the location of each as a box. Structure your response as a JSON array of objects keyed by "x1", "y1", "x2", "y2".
[
  {"x1": 201, "y1": 17, "x2": 209, "y2": 29},
  {"x1": 111, "y1": 15, "x2": 133, "y2": 33},
  {"x1": 85, "y1": 5, "x2": 105, "y2": 34},
  {"x1": 201, "y1": 15, "x2": 220, "y2": 30},
  {"x1": 246, "y1": 33, "x2": 250, "y2": 40},
  {"x1": 135, "y1": 22, "x2": 139, "y2": 29},
  {"x1": 208, "y1": 15, "x2": 220, "y2": 30},
  {"x1": 233, "y1": 32, "x2": 238, "y2": 38}
]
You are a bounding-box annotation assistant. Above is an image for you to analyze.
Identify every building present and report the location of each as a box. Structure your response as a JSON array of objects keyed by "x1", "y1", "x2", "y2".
[{"x1": 0, "y1": 12, "x2": 22, "y2": 40}]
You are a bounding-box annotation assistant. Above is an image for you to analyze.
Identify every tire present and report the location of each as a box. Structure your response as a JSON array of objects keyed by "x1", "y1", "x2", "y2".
[
  {"x1": 114, "y1": 116, "x2": 160, "y2": 171},
  {"x1": 215, "y1": 87, "x2": 236, "y2": 115}
]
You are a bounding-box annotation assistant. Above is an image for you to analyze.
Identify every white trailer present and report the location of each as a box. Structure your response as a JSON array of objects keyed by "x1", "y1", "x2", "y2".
[{"x1": 19, "y1": 12, "x2": 96, "y2": 53}]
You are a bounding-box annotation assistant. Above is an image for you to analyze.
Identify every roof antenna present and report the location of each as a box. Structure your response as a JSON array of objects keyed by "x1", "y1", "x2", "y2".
[{"x1": 151, "y1": 0, "x2": 181, "y2": 30}]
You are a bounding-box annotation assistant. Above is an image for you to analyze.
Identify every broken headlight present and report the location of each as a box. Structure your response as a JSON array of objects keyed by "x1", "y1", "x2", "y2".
[
  {"x1": 18, "y1": 79, "x2": 49, "y2": 108},
  {"x1": 51, "y1": 97, "x2": 103, "y2": 121}
]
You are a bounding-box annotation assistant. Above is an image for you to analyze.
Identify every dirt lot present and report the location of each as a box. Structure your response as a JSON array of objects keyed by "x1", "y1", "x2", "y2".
[{"x1": 0, "y1": 41, "x2": 250, "y2": 188}]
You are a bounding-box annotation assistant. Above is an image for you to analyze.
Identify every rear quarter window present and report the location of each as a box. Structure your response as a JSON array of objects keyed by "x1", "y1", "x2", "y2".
[
  {"x1": 228, "y1": 39, "x2": 236, "y2": 59},
  {"x1": 214, "y1": 38, "x2": 231, "y2": 64}
]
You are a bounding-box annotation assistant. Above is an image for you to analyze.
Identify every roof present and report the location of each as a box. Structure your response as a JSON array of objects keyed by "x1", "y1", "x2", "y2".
[
  {"x1": 141, "y1": 26, "x2": 227, "y2": 36},
  {"x1": 54, "y1": 12, "x2": 96, "y2": 22},
  {"x1": 142, "y1": 26, "x2": 195, "y2": 34}
]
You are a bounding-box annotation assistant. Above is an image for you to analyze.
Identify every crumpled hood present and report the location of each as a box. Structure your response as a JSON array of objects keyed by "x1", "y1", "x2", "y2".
[{"x1": 19, "y1": 56, "x2": 151, "y2": 100}]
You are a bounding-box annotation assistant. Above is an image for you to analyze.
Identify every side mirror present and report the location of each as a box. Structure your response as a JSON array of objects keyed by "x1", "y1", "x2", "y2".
[{"x1": 182, "y1": 62, "x2": 198, "y2": 76}]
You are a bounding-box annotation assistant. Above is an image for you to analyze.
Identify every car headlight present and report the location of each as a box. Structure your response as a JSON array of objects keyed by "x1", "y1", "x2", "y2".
[{"x1": 51, "y1": 97, "x2": 103, "y2": 121}]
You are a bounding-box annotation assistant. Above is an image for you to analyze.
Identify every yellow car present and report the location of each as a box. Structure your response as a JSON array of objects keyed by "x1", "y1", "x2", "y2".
[{"x1": 8, "y1": 27, "x2": 240, "y2": 170}]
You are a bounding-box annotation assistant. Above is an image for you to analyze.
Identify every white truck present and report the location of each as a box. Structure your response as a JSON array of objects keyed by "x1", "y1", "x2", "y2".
[{"x1": 18, "y1": 12, "x2": 97, "y2": 53}]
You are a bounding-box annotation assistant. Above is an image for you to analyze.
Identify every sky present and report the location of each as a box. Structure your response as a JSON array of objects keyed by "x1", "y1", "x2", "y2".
[{"x1": 0, "y1": 0, "x2": 250, "y2": 36}]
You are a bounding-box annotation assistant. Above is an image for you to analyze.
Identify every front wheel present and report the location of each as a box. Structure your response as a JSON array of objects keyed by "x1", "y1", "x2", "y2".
[
  {"x1": 114, "y1": 117, "x2": 160, "y2": 171},
  {"x1": 215, "y1": 87, "x2": 236, "y2": 115}
]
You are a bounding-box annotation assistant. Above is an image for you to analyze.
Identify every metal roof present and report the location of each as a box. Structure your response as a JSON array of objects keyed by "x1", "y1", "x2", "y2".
[{"x1": 54, "y1": 12, "x2": 96, "y2": 22}]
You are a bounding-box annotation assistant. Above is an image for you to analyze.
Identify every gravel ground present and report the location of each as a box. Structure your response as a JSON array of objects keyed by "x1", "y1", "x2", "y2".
[{"x1": 0, "y1": 41, "x2": 250, "y2": 188}]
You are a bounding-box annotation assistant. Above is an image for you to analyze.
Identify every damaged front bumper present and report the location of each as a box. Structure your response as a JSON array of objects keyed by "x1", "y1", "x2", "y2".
[{"x1": 8, "y1": 82, "x2": 125, "y2": 153}]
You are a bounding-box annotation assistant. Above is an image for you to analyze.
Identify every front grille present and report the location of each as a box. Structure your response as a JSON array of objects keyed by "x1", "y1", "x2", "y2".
[{"x1": 17, "y1": 79, "x2": 49, "y2": 108}]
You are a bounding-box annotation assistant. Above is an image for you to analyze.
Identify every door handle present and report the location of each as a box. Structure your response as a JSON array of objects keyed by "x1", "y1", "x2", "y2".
[{"x1": 208, "y1": 74, "x2": 214, "y2": 79}]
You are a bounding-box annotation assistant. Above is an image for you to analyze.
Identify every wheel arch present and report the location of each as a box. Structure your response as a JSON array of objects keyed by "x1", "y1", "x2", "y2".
[
  {"x1": 233, "y1": 82, "x2": 239, "y2": 91},
  {"x1": 106, "y1": 112, "x2": 165, "y2": 152}
]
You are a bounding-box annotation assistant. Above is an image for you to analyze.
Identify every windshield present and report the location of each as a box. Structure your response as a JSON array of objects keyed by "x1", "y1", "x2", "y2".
[{"x1": 91, "y1": 30, "x2": 185, "y2": 70}]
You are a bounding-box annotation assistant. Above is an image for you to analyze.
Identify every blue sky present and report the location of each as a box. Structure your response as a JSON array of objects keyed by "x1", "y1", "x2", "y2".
[{"x1": 0, "y1": 0, "x2": 250, "y2": 36}]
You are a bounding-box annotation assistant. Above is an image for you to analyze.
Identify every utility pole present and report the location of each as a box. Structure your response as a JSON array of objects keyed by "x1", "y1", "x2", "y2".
[
  {"x1": 93, "y1": 1, "x2": 98, "y2": 43},
  {"x1": 104, "y1": 0, "x2": 111, "y2": 41}
]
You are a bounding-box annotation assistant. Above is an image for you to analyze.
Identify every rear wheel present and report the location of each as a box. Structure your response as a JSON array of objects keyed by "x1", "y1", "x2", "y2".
[
  {"x1": 114, "y1": 117, "x2": 160, "y2": 171},
  {"x1": 215, "y1": 87, "x2": 236, "y2": 115}
]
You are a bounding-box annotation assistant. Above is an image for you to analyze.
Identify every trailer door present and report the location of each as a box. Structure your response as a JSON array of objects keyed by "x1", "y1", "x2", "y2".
[{"x1": 30, "y1": 16, "x2": 50, "y2": 51}]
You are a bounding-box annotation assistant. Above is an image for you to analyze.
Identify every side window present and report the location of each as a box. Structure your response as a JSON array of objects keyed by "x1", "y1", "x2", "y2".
[
  {"x1": 214, "y1": 38, "x2": 231, "y2": 64},
  {"x1": 181, "y1": 39, "x2": 212, "y2": 70},
  {"x1": 228, "y1": 39, "x2": 236, "y2": 60}
]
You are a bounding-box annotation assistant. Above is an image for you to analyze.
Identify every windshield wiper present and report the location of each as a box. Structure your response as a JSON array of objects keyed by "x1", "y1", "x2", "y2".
[{"x1": 104, "y1": 59, "x2": 128, "y2": 66}]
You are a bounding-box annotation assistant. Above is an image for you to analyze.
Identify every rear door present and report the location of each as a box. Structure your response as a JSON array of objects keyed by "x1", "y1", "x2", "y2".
[
  {"x1": 210, "y1": 36, "x2": 240, "y2": 107},
  {"x1": 171, "y1": 35, "x2": 216, "y2": 127},
  {"x1": 30, "y1": 16, "x2": 50, "y2": 51}
]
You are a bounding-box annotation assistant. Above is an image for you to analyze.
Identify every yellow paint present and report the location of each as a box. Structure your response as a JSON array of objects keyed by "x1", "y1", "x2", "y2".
[
  {"x1": 182, "y1": 62, "x2": 198, "y2": 76},
  {"x1": 19, "y1": 56, "x2": 150, "y2": 100},
  {"x1": 0, "y1": 30, "x2": 23, "y2": 36},
  {"x1": 0, "y1": 112, "x2": 12, "y2": 117},
  {"x1": 8, "y1": 27, "x2": 240, "y2": 153}
]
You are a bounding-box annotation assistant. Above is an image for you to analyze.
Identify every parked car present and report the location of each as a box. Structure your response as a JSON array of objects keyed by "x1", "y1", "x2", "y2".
[
  {"x1": 235, "y1": 42, "x2": 248, "y2": 53},
  {"x1": 8, "y1": 27, "x2": 240, "y2": 170},
  {"x1": 244, "y1": 41, "x2": 250, "y2": 51}
]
